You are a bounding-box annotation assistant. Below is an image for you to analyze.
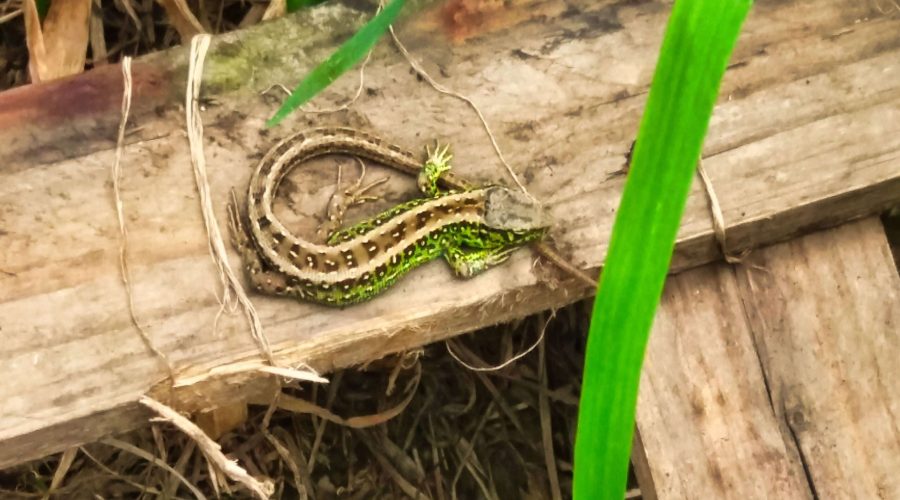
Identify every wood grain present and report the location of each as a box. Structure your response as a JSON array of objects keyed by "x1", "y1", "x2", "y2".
[
  {"x1": 636, "y1": 218, "x2": 900, "y2": 498},
  {"x1": 0, "y1": 0, "x2": 899, "y2": 467},
  {"x1": 637, "y1": 265, "x2": 812, "y2": 498},
  {"x1": 735, "y1": 218, "x2": 900, "y2": 497}
]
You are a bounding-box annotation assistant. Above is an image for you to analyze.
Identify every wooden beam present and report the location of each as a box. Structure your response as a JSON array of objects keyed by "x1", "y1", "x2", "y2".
[
  {"x1": 736, "y1": 218, "x2": 900, "y2": 496},
  {"x1": 636, "y1": 218, "x2": 900, "y2": 497},
  {"x1": 636, "y1": 266, "x2": 812, "y2": 498},
  {"x1": 1, "y1": 0, "x2": 899, "y2": 467}
]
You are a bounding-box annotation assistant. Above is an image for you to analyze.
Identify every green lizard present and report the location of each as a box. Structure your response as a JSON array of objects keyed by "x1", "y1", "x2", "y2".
[{"x1": 228, "y1": 127, "x2": 550, "y2": 306}]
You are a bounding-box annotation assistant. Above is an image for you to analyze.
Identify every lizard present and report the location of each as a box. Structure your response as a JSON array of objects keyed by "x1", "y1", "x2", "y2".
[{"x1": 228, "y1": 127, "x2": 551, "y2": 306}]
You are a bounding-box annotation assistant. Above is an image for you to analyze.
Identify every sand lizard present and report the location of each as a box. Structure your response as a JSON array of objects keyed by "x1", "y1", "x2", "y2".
[{"x1": 228, "y1": 127, "x2": 550, "y2": 306}]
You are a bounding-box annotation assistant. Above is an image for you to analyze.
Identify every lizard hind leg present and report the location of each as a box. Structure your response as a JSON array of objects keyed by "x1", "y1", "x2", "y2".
[
  {"x1": 226, "y1": 189, "x2": 252, "y2": 252},
  {"x1": 317, "y1": 158, "x2": 388, "y2": 242},
  {"x1": 227, "y1": 190, "x2": 296, "y2": 296},
  {"x1": 418, "y1": 143, "x2": 453, "y2": 197}
]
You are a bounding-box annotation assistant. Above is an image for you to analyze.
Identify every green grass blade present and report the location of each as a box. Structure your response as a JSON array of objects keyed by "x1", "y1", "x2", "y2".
[
  {"x1": 266, "y1": 0, "x2": 405, "y2": 127},
  {"x1": 573, "y1": 1, "x2": 752, "y2": 498},
  {"x1": 36, "y1": 0, "x2": 50, "y2": 19},
  {"x1": 286, "y1": 0, "x2": 328, "y2": 12}
]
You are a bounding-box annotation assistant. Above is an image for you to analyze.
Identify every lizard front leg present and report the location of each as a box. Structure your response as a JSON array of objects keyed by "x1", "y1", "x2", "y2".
[
  {"x1": 443, "y1": 244, "x2": 518, "y2": 278},
  {"x1": 417, "y1": 143, "x2": 453, "y2": 197}
]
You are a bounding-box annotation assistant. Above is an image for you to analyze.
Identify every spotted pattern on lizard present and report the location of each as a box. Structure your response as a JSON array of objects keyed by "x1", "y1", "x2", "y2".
[{"x1": 228, "y1": 127, "x2": 550, "y2": 306}]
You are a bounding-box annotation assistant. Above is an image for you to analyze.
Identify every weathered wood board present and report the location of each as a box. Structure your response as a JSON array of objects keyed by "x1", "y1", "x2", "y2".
[
  {"x1": 635, "y1": 265, "x2": 812, "y2": 498},
  {"x1": 636, "y1": 217, "x2": 900, "y2": 498},
  {"x1": 1, "y1": 0, "x2": 899, "y2": 467}
]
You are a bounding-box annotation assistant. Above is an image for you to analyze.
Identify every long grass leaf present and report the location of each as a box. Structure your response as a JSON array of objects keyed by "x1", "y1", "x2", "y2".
[
  {"x1": 267, "y1": 0, "x2": 405, "y2": 127},
  {"x1": 573, "y1": 1, "x2": 752, "y2": 498}
]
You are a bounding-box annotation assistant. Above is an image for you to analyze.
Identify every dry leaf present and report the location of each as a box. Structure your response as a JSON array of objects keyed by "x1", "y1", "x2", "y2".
[
  {"x1": 262, "y1": 0, "x2": 286, "y2": 21},
  {"x1": 89, "y1": 0, "x2": 108, "y2": 65},
  {"x1": 157, "y1": 0, "x2": 206, "y2": 40},
  {"x1": 24, "y1": 0, "x2": 92, "y2": 82},
  {"x1": 22, "y1": 0, "x2": 46, "y2": 82}
]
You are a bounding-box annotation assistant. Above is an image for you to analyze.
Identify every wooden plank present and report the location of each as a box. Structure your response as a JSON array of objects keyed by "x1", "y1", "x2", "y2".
[
  {"x1": 636, "y1": 218, "x2": 900, "y2": 497},
  {"x1": 734, "y1": 218, "x2": 900, "y2": 497},
  {"x1": 1, "y1": 0, "x2": 900, "y2": 467},
  {"x1": 636, "y1": 265, "x2": 812, "y2": 498}
]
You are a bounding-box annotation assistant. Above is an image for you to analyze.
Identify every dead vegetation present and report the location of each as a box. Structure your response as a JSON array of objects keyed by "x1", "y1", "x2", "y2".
[
  {"x1": 0, "y1": 0, "x2": 270, "y2": 89},
  {"x1": 0, "y1": 299, "x2": 644, "y2": 498}
]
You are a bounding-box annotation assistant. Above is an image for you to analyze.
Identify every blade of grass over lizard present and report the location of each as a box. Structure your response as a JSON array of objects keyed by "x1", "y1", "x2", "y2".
[
  {"x1": 266, "y1": 0, "x2": 405, "y2": 127},
  {"x1": 573, "y1": 1, "x2": 752, "y2": 498},
  {"x1": 35, "y1": 0, "x2": 50, "y2": 19},
  {"x1": 286, "y1": 0, "x2": 327, "y2": 12}
]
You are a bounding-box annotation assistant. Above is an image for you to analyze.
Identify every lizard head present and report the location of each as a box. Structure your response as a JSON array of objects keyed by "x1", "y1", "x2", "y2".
[{"x1": 482, "y1": 187, "x2": 551, "y2": 232}]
